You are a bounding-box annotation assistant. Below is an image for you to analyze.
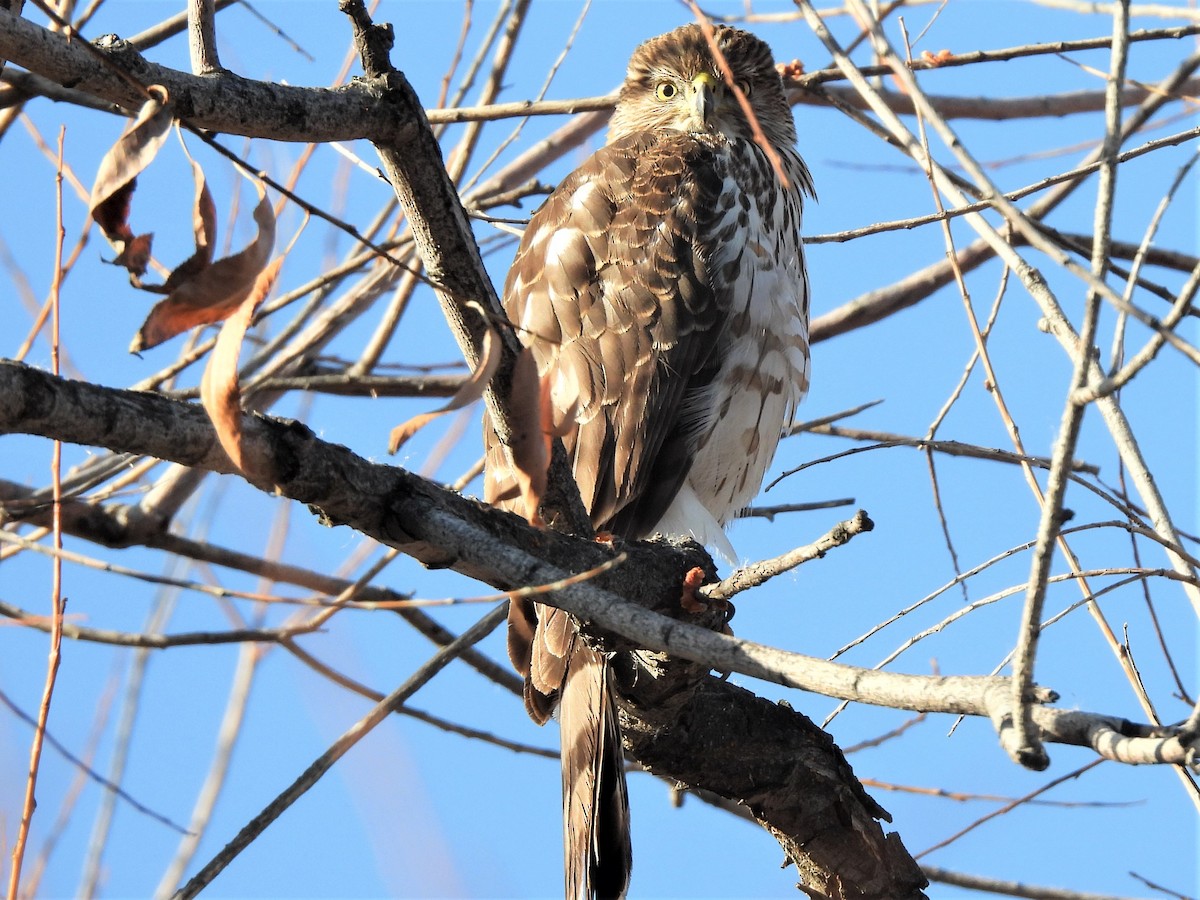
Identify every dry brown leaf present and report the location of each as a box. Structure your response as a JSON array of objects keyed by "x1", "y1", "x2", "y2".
[
  {"x1": 131, "y1": 183, "x2": 276, "y2": 353},
  {"x1": 88, "y1": 86, "x2": 173, "y2": 279},
  {"x1": 199, "y1": 256, "x2": 285, "y2": 473},
  {"x1": 920, "y1": 49, "x2": 954, "y2": 66},
  {"x1": 161, "y1": 155, "x2": 218, "y2": 293},
  {"x1": 509, "y1": 346, "x2": 551, "y2": 528},
  {"x1": 388, "y1": 325, "x2": 502, "y2": 455}
]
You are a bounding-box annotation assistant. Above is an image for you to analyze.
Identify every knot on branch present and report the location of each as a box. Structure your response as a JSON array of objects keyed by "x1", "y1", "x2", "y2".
[
  {"x1": 340, "y1": 0, "x2": 395, "y2": 79},
  {"x1": 833, "y1": 508, "x2": 875, "y2": 541}
]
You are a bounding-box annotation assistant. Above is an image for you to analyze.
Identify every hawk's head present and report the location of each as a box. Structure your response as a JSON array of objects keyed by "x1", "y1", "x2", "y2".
[{"x1": 608, "y1": 24, "x2": 797, "y2": 150}]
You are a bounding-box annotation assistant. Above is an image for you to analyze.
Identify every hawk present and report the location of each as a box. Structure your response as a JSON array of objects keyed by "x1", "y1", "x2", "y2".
[{"x1": 484, "y1": 23, "x2": 813, "y2": 899}]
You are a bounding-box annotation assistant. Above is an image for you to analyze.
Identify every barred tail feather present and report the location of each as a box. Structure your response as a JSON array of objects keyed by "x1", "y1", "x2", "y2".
[{"x1": 559, "y1": 647, "x2": 632, "y2": 900}]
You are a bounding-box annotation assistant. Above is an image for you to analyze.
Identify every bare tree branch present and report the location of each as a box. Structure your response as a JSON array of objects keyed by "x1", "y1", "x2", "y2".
[
  {"x1": 3, "y1": 360, "x2": 1194, "y2": 772},
  {"x1": 0, "y1": 8, "x2": 405, "y2": 141},
  {"x1": 339, "y1": 0, "x2": 591, "y2": 537}
]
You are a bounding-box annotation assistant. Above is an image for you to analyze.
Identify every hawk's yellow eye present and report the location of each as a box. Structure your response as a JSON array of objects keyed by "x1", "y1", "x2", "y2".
[
  {"x1": 654, "y1": 82, "x2": 678, "y2": 101},
  {"x1": 736, "y1": 79, "x2": 753, "y2": 97}
]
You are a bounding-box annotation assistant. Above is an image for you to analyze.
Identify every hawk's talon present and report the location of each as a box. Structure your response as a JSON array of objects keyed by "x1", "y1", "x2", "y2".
[{"x1": 680, "y1": 566, "x2": 709, "y2": 613}]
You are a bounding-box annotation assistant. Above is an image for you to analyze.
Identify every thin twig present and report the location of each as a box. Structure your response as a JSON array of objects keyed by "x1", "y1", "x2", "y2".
[
  {"x1": 807, "y1": 0, "x2": 1195, "y2": 773},
  {"x1": 768, "y1": 432, "x2": 1100, "y2": 490},
  {"x1": 805, "y1": 125, "x2": 1200, "y2": 276},
  {"x1": 1011, "y1": 0, "x2": 1132, "y2": 771},
  {"x1": 861, "y1": 778, "x2": 1137, "y2": 809},
  {"x1": 737, "y1": 498, "x2": 856, "y2": 520},
  {"x1": 702, "y1": 511, "x2": 873, "y2": 602},
  {"x1": 0, "y1": 688, "x2": 189, "y2": 835},
  {"x1": 187, "y1": 0, "x2": 223, "y2": 75},
  {"x1": 0, "y1": 597, "x2": 317, "y2": 646},
  {"x1": 1078, "y1": 214, "x2": 1200, "y2": 400},
  {"x1": 6, "y1": 127, "x2": 67, "y2": 900},
  {"x1": 796, "y1": 22, "x2": 1200, "y2": 86},
  {"x1": 20, "y1": 669, "x2": 117, "y2": 898},
  {"x1": 80, "y1": 575, "x2": 183, "y2": 895},
  {"x1": 172, "y1": 602, "x2": 508, "y2": 899},
  {"x1": 916, "y1": 760, "x2": 1105, "y2": 859},
  {"x1": 842, "y1": 713, "x2": 927, "y2": 753},
  {"x1": 1127, "y1": 871, "x2": 1194, "y2": 900},
  {"x1": 922, "y1": 864, "x2": 1137, "y2": 900}
]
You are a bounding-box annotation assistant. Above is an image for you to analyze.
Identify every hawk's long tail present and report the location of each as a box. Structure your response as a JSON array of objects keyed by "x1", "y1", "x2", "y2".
[{"x1": 559, "y1": 646, "x2": 632, "y2": 900}]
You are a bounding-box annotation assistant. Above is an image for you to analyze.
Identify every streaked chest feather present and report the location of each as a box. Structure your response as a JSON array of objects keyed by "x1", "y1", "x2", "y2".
[{"x1": 684, "y1": 146, "x2": 811, "y2": 523}]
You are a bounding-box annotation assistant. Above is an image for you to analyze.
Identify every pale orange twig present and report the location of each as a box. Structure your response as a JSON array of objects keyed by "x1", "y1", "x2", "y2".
[
  {"x1": 7, "y1": 126, "x2": 68, "y2": 900},
  {"x1": 684, "y1": 0, "x2": 791, "y2": 188}
]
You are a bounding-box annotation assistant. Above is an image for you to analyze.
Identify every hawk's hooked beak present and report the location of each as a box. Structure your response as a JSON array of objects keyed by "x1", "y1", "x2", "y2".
[{"x1": 689, "y1": 72, "x2": 718, "y2": 125}]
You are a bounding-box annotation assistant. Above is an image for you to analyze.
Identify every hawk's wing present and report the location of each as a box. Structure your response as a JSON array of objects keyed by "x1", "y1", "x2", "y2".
[
  {"x1": 483, "y1": 130, "x2": 737, "y2": 900},
  {"x1": 486, "y1": 130, "x2": 731, "y2": 541}
]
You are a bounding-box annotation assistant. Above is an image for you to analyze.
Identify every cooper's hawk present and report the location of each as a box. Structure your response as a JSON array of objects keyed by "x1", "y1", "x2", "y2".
[{"x1": 484, "y1": 23, "x2": 813, "y2": 899}]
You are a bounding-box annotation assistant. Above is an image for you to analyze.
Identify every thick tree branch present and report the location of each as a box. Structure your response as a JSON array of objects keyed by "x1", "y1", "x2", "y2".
[
  {"x1": 2, "y1": 360, "x2": 1193, "y2": 761},
  {"x1": 0, "y1": 7, "x2": 407, "y2": 142},
  {"x1": 618, "y1": 673, "x2": 929, "y2": 898},
  {"x1": 0, "y1": 475, "x2": 526, "y2": 695},
  {"x1": 0, "y1": 0, "x2": 24, "y2": 78},
  {"x1": 0, "y1": 358, "x2": 914, "y2": 896},
  {"x1": 338, "y1": 0, "x2": 591, "y2": 536}
]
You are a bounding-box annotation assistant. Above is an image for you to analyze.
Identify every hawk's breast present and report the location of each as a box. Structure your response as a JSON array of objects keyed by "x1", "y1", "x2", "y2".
[{"x1": 651, "y1": 141, "x2": 811, "y2": 559}]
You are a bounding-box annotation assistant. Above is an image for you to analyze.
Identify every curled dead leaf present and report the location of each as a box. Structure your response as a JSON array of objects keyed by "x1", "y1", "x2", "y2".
[
  {"x1": 88, "y1": 86, "x2": 173, "y2": 279},
  {"x1": 199, "y1": 255, "x2": 285, "y2": 474},
  {"x1": 131, "y1": 183, "x2": 276, "y2": 353},
  {"x1": 161, "y1": 155, "x2": 218, "y2": 294},
  {"x1": 389, "y1": 324, "x2": 502, "y2": 454}
]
